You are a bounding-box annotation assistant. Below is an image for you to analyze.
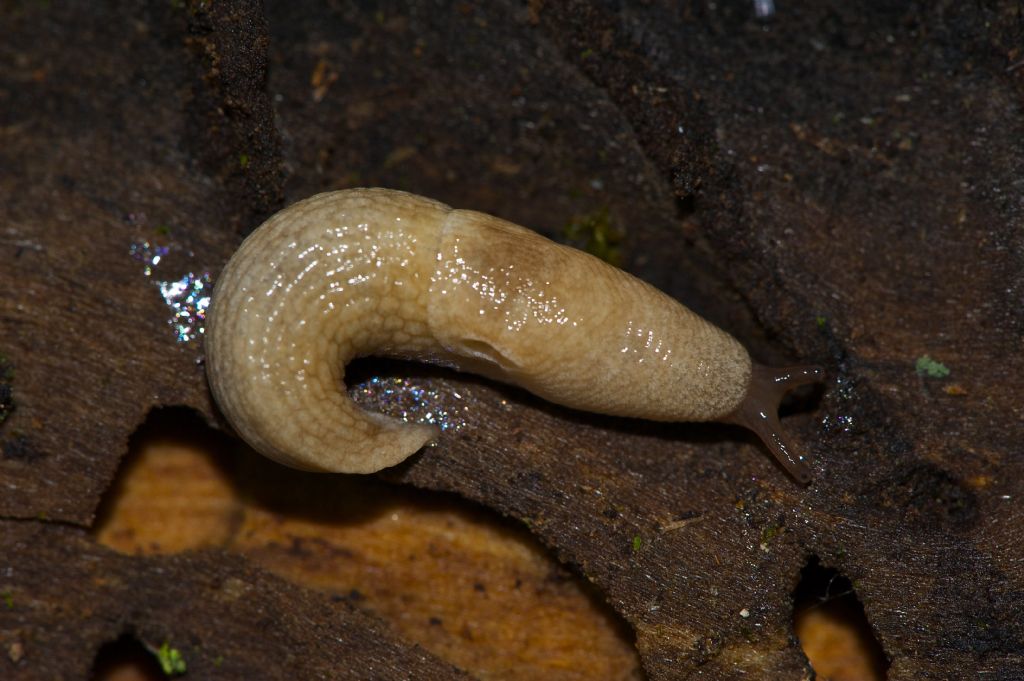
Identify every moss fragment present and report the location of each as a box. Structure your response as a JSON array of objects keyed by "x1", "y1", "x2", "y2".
[
  {"x1": 563, "y1": 207, "x2": 623, "y2": 266},
  {"x1": 155, "y1": 642, "x2": 186, "y2": 676},
  {"x1": 760, "y1": 525, "x2": 781, "y2": 545},
  {"x1": 915, "y1": 355, "x2": 950, "y2": 378}
]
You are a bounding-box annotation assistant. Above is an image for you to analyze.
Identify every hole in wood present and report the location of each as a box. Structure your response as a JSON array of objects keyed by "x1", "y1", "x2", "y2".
[
  {"x1": 793, "y1": 556, "x2": 889, "y2": 681},
  {"x1": 92, "y1": 407, "x2": 645, "y2": 680},
  {"x1": 90, "y1": 633, "x2": 164, "y2": 681}
]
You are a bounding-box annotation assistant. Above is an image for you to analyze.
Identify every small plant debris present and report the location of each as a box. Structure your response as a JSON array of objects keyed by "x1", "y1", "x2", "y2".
[
  {"x1": 155, "y1": 642, "x2": 186, "y2": 676},
  {"x1": 915, "y1": 355, "x2": 950, "y2": 378},
  {"x1": 563, "y1": 207, "x2": 623, "y2": 266}
]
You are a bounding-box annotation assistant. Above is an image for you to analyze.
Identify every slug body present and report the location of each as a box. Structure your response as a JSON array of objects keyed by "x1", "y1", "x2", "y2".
[{"x1": 207, "y1": 189, "x2": 821, "y2": 481}]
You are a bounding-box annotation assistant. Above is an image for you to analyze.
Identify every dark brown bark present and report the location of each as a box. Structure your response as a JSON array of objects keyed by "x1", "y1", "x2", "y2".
[{"x1": 2, "y1": 0, "x2": 1022, "y2": 678}]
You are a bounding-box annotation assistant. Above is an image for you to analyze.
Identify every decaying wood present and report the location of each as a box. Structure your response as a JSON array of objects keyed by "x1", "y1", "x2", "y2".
[
  {"x1": 91, "y1": 411, "x2": 643, "y2": 680},
  {"x1": 0, "y1": 521, "x2": 471, "y2": 679},
  {"x1": 1, "y1": 0, "x2": 1022, "y2": 678}
]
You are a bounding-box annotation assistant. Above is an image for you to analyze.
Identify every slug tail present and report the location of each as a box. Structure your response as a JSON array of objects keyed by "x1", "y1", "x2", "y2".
[{"x1": 725, "y1": 363, "x2": 824, "y2": 484}]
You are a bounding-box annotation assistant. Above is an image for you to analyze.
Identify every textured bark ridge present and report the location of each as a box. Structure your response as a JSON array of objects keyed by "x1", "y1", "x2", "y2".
[{"x1": 1, "y1": 1, "x2": 1022, "y2": 679}]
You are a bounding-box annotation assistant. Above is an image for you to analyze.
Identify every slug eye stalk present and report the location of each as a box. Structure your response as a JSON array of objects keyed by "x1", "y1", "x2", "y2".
[{"x1": 725, "y1": 364, "x2": 824, "y2": 484}]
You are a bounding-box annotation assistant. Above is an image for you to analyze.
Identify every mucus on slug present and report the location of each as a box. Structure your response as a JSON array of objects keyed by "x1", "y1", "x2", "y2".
[{"x1": 205, "y1": 188, "x2": 823, "y2": 482}]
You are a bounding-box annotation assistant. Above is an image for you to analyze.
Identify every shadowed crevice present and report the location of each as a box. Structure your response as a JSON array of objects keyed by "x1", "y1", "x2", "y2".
[
  {"x1": 793, "y1": 556, "x2": 889, "y2": 681},
  {"x1": 90, "y1": 633, "x2": 166, "y2": 681}
]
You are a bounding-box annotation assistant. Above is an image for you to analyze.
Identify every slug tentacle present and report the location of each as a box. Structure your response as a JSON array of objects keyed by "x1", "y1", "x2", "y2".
[
  {"x1": 206, "y1": 188, "x2": 823, "y2": 480},
  {"x1": 723, "y1": 364, "x2": 824, "y2": 484}
]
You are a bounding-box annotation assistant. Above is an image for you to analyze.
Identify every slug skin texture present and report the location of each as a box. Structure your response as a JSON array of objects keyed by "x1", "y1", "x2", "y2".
[{"x1": 206, "y1": 189, "x2": 821, "y2": 481}]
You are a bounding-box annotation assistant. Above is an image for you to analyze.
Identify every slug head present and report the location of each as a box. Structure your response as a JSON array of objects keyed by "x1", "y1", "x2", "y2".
[{"x1": 724, "y1": 363, "x2": 824, "y2": 484}]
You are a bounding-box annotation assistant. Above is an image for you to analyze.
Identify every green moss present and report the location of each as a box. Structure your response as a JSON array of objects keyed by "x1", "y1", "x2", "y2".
[
  {"x1": 579, "y1": 48, "x2": 595, "y2": 59},
  {"x1": 238, "y1": 153, "x2": 250, "y2": 169},
  {"x1": 1, "y1": 590, "x2": 12, "y2": 609},
  {"x1": 760, "y1": 525, "x2": 781, "y2": 545},
  {"x1": 815, "y1": 315, "x2": 827, "y2": 329},
  {"x1": 156, "y1": 643, "x2": 186, "y2": 676},
  {"x1": 631, "y1": 535, "x2": 643, "y2": 553},
  {"x1": 915, "y1": 355, "x2": 950, "y2": 378},
  {"x1": 563, "y1": 207, "x2": 623, "y2": 266}
]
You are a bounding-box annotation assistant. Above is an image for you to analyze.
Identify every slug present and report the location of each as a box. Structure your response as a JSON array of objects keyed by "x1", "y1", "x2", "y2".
[{"x1": 206, "y1": 188, "x2": 823, "y2": 482}]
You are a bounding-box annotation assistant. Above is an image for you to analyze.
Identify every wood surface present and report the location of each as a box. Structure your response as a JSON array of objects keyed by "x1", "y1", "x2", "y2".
[{"x1": 2, "y1": 1, "x2": 1022, "y2": 678}]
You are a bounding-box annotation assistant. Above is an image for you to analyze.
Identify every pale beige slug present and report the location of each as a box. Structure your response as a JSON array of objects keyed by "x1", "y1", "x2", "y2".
[{"x1": 206, "y1": 188, "x2": 822, "y2": 482}]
